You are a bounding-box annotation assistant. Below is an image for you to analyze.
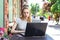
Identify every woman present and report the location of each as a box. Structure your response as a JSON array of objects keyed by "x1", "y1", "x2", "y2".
[{"x1": 10, "y1": 7, "x2": 32, "y2": 39}]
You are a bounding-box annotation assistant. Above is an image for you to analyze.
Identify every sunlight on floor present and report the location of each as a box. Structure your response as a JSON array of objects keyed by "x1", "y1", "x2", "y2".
[{"x1": 46, "y1": 25, "x2": 60, "y2": 40}]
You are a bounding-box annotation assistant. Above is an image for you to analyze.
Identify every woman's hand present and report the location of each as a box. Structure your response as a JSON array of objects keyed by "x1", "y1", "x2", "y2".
[{"x1": 11, "y1": 23, "x2": 25, "y2": 33}]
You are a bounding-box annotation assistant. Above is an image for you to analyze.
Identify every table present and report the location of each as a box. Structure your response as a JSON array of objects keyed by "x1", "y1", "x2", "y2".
[{"x1": 10, "y1": 34, "x2": 53, "y2": 40}]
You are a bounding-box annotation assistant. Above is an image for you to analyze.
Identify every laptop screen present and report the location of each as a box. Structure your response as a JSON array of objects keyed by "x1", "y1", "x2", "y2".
[{"x1": 25, "y1": 23, "x2": 47, "y2": 37}]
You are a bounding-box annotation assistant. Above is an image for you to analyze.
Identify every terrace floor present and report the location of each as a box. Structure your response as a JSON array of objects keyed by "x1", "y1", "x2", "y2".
[{"x1": 46, "y1": 20, "x2": 60, "y2": 40}]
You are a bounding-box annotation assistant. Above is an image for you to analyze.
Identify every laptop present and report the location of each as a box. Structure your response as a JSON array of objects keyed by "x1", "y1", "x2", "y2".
[{"x1": 25, "y1": 22, "x2": 47, "y2": 37}]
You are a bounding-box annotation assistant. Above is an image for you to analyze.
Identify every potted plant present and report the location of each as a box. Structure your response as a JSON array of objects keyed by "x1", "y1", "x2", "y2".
[{"x1": 51, "y1": 0, "x2": 60, "y2": 24}]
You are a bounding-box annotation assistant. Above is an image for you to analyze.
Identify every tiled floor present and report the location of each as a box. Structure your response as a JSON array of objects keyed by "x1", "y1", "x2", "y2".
[{"x1": 46, "y1": 20, "x2": 60, "y2": 40}]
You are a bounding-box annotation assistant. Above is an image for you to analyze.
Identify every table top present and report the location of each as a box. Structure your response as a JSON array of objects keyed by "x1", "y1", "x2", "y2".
[{"x1": 10, "y1": 34, "x2": 53, "y2": 40}]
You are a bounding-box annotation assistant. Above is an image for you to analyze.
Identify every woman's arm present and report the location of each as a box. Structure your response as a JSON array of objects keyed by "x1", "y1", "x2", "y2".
[{"x1": 11, "y1": 23, "x2": 25, "y2": 33}]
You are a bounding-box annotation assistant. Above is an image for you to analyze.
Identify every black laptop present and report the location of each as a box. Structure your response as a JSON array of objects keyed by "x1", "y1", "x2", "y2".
[{"x1": 25, "y1": 22, "x2": 47, "y2": 37}]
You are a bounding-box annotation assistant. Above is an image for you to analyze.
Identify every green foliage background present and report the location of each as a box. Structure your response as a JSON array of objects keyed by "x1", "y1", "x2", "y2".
[{"x1": 30, "y1": 3, "x2": 40, "y2": 15}]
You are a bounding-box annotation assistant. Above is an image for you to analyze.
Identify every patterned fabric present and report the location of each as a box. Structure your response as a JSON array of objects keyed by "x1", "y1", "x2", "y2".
[
  {"x1": 0, "y1": 28, "x2": 4, "y2": 35},
  {"x1": 0, "y1": 28, "x2": 4, "y2": 32},
  {"x1": 0, "y1": 38, "x2": 8, "y2": 40},
  {"x1": 0, "y1": 28, "x2": 8, "y2": 40}
]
